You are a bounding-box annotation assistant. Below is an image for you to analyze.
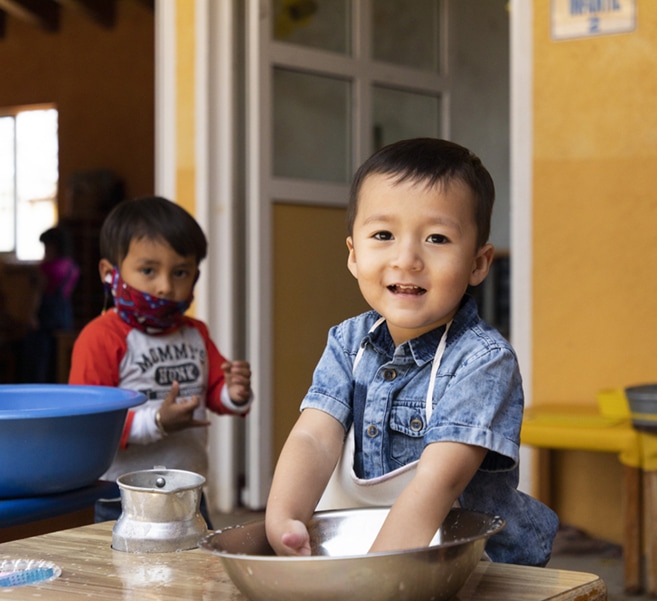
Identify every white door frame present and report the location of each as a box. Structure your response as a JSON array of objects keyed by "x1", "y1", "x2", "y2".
[
  {"x1": 510, "y1": 0, "x2": 533, "y2": 491},
  {"x1": 154, "y1": 0, "x2": 242, "y2": 512},
  {"x1": 154, "y1": 0, "x2": 176, "y2": 200},
  {"x1": 242, "y1": 0, "x2": 275, "y2": 510}
]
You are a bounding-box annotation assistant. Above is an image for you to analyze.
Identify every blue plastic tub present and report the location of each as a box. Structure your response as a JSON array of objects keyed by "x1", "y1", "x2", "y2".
[{"x1": 0, "y1": 384, "x2": 146, "y2": 498}]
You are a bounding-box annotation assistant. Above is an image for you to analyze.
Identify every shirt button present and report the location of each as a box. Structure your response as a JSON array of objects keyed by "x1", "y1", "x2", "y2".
[
  {"x1": 383, "y1": 369, "x2": 397, "y2": 381},
  {"x1": 410, "y1": 418, "x2": 423, "y2": 432},
  {"x1": 367, "y1": 425, "x2": 378, "y2": 437}
]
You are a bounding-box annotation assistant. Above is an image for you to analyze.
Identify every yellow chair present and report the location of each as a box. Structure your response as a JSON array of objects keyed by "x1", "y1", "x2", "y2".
[
  {"x1": 521, "y1": 395, "x2": 642, "y2": 594},
  {"x1": 636, "y1": 431, "x2": 657, "y2": 594}
]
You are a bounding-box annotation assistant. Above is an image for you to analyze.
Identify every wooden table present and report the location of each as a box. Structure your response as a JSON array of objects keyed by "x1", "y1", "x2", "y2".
[{"x1": 0, "y1": 522, "x2": 607, "y2": 600}]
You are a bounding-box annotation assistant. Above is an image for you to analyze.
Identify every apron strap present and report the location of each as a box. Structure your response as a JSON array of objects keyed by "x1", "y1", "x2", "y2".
[{"x1": 425, "y1": 321, "x2": 451, "y2": 423}]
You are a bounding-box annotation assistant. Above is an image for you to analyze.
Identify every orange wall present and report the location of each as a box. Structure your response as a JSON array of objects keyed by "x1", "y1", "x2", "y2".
[
  {"x1": 0, "y1": 1, "x2": 155, "y2": 215},
  {"x1": 532, "y1": 0, "x2": 657, "y2": 544},
  {"x1": 533, "y1": 0, "x2": 657, "y2": 405}
]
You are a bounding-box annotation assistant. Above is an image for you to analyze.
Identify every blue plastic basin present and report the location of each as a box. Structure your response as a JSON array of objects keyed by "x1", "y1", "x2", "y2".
[{"x1": 0, "y1": 384, "x2": 146, "y2": 498}]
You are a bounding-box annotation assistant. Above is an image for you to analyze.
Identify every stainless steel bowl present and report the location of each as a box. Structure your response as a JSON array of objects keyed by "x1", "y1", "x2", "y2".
[{"x1": 200, "y1": 507, "x2": 505, "y2": 601}]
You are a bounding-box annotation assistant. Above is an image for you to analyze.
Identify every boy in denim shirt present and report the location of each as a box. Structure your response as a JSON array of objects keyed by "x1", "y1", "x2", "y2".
[{"x1": 265, "y1": 138, "x2": 558, "y2": 565}]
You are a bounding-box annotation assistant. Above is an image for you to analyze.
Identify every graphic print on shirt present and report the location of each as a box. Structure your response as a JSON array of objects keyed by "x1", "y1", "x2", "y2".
[{"x1": 121, "y1": 326, "x2": 209, "y2": 404}]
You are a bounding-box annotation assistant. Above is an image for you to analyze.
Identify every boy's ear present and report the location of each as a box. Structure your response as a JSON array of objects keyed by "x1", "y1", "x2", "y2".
[
  {"x1": 469, "y1": 243, "x2": 495, "y2": 287},
  {"x1": 346, "y1": 237, "x2": 358, "y2": 279},
  {"x1": 98, "y1": 258, "x2": 114, "y2": 285}
]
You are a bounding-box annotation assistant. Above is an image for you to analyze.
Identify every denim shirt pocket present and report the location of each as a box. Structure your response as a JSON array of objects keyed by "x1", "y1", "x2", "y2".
[{"x1": 389, "y1": 404, "x2": 426, "y2": 468}]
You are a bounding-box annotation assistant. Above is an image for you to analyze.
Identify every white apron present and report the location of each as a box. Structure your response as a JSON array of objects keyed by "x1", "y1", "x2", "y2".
[{"x1": 317, "y1": 319, "x2": 451, "y2": 511}]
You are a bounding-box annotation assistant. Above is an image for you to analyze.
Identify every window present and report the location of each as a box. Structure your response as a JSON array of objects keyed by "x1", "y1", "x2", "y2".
[{"x1": 0, "y1": 105, "x2": 59, "y2": 261}]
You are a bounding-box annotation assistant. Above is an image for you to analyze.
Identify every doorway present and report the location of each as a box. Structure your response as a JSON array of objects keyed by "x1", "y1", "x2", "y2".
[
  {"x1": 158, "y1": 0, "x2": 511, "y2": 510},
  {"x1": 244, "y1": 0, "x2": 510, "y2": 508}
]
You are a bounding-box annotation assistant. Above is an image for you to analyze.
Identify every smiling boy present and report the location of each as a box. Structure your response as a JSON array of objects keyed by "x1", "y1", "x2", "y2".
[{"x1": 265, "y1": 138, "x2": 558, "y2": 565}]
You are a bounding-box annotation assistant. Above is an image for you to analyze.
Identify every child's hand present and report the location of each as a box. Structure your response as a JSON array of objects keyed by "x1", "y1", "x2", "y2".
[
  {"x1": 222, "y1": 360, "x2": 252, "y2": 405},
  {"x1": 157, "y1": 381, "x2": 211, "y2": 434},
  {"x1": 269, "y1": 519, "x2": 312, "y2": 557}
]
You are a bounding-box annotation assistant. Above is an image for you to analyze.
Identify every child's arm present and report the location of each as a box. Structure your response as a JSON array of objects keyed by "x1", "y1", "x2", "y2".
[
  {"x1": 369, "y1": 441, "x2": 486, "y2": 553},
  {"x1": 193, "y1": 318, "x2": 252, "y2": 414},
  {"x1": 265, "y1": 408, "x2": 345, "y2": 556}
]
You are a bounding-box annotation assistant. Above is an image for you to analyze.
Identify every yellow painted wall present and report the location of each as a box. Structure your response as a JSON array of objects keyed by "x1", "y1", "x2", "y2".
[
  {"x1": 533, "y1": 1, "x2": 657, "y2": 404},
  {"x1": 0, "y1": 1, "x2": 155, "y2": 211},
  {"x1": 533, "y1": 0, "x2": 657, "y2": 543},
  {"x1": 174, "y1": 1, "x2": 197, "y2": 319},
  {"x1": 273, "y1": 204, "x2": 370, "y2": 458},
  {"x1": 175, "y1": 0, "x2": 196, "y2": 216}
]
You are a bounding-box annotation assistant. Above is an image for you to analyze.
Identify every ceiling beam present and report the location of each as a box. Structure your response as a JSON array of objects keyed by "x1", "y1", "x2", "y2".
[
  {"x1": 0, "y1": 0, "x2": 59, "y2": 32},
  {"x1": 55, "y1": 0, "x2": 116, "y2": 29}
]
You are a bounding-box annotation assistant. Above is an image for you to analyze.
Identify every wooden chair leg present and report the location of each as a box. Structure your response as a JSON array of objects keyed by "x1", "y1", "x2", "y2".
[
  {"x1": 533, "y1": 448, "x2": 552, "y2": 506},
  {"x1": 529, "y1": 443, "x2": 643, "y2": 591},
  {"x1": 644, "y1": 470, "x2": 657, "y2": 595},
  {"x1": 623, "y1": 465, "x2": 641, "y2": 594}
]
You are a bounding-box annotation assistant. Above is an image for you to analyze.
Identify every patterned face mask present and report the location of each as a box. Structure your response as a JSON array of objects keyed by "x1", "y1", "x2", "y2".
[{"x1": 104, "y1": 267, "x2": 194, "y2": 334}]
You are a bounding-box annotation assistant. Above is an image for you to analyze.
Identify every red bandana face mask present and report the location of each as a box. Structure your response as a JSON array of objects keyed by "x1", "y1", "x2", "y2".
[{"x1": 105, "y1": 267, "x2": 194, "y2": 335}]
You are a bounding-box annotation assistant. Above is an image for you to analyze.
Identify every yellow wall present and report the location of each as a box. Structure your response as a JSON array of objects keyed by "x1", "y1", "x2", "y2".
[
  {"x1": 532, "y1": 0, "x2": 657, "y2": 543},
  {"x1": 533, "y1": 1, "x2": 657, "y2": 404},
  {"x1": 0, "y1": 1, "x2": 155, "y2": 212},
  {"x1": 175, "y1": 0, "x2": 196, "y2": 216},
  {"x1": 173, "y1": 0, "x2": 198, "y2": 319},
  {"x1": 273, "y1": 204, "x2": 370, "y2": 458}
]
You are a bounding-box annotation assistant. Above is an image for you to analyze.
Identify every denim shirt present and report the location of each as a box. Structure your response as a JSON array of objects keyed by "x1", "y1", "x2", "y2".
[{"x1": 302, "y1": 295, "x2": 559, "y2": 566}]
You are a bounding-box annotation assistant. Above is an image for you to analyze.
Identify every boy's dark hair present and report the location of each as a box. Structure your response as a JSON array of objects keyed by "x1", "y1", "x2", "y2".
[
  {"x1": 100, "y1": 196, "x2": 208, "y2": 265},
  {"x1": 346, "y1": 138, "x2": 495, "y2": 248}
]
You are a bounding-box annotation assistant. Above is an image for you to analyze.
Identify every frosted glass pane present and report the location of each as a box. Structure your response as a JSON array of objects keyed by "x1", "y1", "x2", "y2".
[
  {"x1": 372, "y1": 86, "x2": 441, "y2": 149},
  {"x1": 273, "y1": 68, "x2": 350, "y2": 182},
  {"x1": 272, "y1": 0, "x2": 351, "y2": 55},
  {"x1": 372, "y1": 0, "x2": 441, "y2": 71}
]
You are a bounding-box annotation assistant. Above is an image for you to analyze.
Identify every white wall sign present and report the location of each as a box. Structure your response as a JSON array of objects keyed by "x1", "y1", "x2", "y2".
[{"x1": 551, "y1": 0, "x2": 636, "y2": 40}]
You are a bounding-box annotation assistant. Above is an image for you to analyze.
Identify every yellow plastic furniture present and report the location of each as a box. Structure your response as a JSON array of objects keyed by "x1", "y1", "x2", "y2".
[{"x1": 521, "y1": 399, "x2": 641, "y2": 594}]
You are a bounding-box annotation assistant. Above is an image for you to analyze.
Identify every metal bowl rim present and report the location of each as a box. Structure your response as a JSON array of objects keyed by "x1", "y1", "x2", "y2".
[
  {"x1": 199, "y1": 508, "x2": 505, "y2": 561},
  {"x1": 117, "y1": 468, "x2": 207, "y2": 493}
]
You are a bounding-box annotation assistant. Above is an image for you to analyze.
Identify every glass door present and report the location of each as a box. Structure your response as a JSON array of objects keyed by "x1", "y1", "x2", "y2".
[{"x1": 243, "y1": 0, "x2": 448, "y2": 508}]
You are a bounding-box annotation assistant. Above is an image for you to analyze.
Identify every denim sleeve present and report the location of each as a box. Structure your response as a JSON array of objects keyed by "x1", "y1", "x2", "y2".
[
  {"x1": 426, "y1": 343, "x2": 523, "y2": 471},
  {"x1": 300, "y1": 324, "x2": 357, "y2": 429}
]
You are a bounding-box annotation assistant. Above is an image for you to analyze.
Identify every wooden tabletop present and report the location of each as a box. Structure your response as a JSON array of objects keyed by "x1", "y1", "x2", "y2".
[{"x1": 0, "y1": 522, "x2": 606, "y2": 600}]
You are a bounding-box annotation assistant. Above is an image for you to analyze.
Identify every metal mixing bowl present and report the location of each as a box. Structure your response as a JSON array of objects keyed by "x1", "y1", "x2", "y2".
[{"x1": 200, "y1": 507, "x2": 505, "y2": 601}]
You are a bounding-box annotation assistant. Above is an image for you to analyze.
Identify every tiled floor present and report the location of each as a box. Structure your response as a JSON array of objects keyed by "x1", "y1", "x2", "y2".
[{"x1": 211, "y1": 510, "x2": 649, "y2": 600}]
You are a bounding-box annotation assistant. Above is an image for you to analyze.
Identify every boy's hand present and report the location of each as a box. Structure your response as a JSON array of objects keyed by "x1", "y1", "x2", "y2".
[
  {"x1": 222, "y1": 360, "x2": 252, "y2": 405},
  {"x1": 268, "y1": 519, "x2": 312, "y2": 557},
  {"x1": 157, "y1": 381, "x2": 210, "y2": 434}
]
